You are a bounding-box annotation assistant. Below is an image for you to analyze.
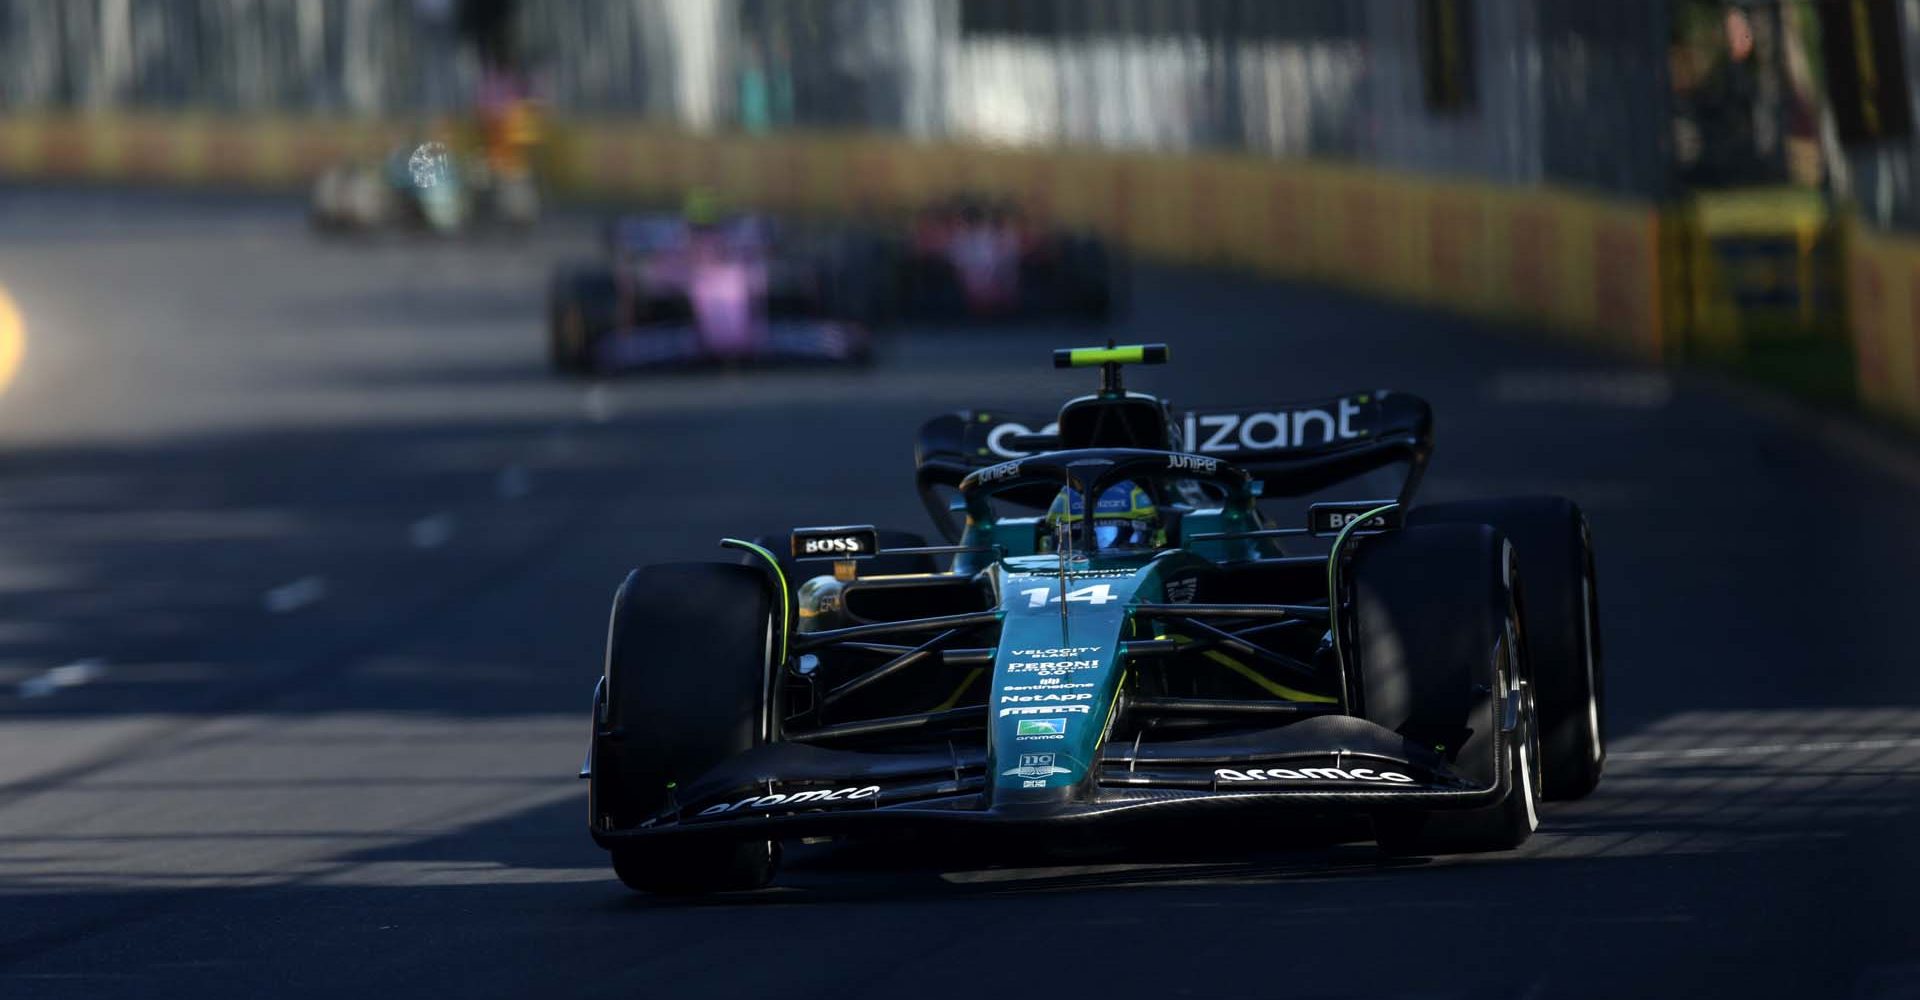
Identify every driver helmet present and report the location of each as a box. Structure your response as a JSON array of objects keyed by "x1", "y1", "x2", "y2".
[
  {"x1": 1044, "y1": 480, "x2": 1163, "y2": 554},
  {"x1": 683, "y1": 187, "x2": 723, "y2": 228}
]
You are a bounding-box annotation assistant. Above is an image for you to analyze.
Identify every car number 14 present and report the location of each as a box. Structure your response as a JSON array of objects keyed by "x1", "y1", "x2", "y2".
[{"x1": 1021, "y1": 583, "x2": 1119, "y2": 608}]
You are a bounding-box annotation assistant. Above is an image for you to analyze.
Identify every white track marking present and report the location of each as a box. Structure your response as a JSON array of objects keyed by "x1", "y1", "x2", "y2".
[
  {"x1": 583, "y1": 384, "x2": 613, "y2": 423},
  {"x1": 409, "y1": 513, "x2": 457, "y2": 549},
  {"x1": 262, "y1": 576, "x2": 328, "y2": 614},
  {"x1": 16, "y1": 658, "x2": 105, "y2": 699},
  {"x1": 495, "y1": 464, "x2": 531, "y2": 499},
  {"x1": 1612, "y1": 738, "x2": 1920, "y2": 762}
]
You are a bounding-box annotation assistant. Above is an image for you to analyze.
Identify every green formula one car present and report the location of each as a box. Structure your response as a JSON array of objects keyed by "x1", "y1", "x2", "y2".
[{"x1": 581, "y1": 344, "x2": 1605, "y2": 893}]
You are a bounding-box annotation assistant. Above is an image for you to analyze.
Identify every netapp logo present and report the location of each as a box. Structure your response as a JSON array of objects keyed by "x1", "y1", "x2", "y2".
[
  {"x1": 1000, "y1": 705, "x2": 1093, "y2": 718},
  {"x1": 1214, "y1": 767, "x2": 1415, "y2": 784},
  {"x1": 1000, "y1": 693, "x2": 1093, "y2": 704},
  {"x1": 1183, "y1": 399, "x2": 1366, "y2": 454},
  {"x1": 697, "y1": 785, "x2": 880, "y2": 816},
  {"x1": 800, "y1": 536, "x2": 867, "y2": 555}
]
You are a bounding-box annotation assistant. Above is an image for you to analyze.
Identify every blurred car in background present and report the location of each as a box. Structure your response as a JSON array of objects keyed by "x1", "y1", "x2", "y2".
[
  {"x1": 312, "y1": 84, "x2": 544, "y2": 236},
  {"x1": 893, "y1": 194, "x2": 1122, "y2": 322},
  {"x1": 546, "y1": 208, "x2": 877, "y2": 374},
  {"x1": 309, "y1": 142, "x2": 539, "y2": 235}
]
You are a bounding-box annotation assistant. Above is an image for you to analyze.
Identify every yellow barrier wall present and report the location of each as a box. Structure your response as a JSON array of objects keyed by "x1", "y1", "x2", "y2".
[
  {"x1": 1847, "y1": 220, "x2": 1920, "y2": 424},
  {"x1": 546, "y1": 124, "x2": 1667, "y2": 358},
  {"x1": 0, "y1": 114, "x2": 1667, "y2": 360}
]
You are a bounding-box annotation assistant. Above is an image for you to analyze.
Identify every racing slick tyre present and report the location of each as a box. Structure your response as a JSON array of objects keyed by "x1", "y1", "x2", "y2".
[
  {"x1": 1351, "y1": 525, "x2": 1542, "y2": 855},
  {"x1": 1409, "y1": 497, "x2": 1603, "y2": 800},
  {"x1": 594, "y1": 563, "x2": 781, "y2": 893},
  {"x1": 548, "y1": 266, "x2": 617, "y2": 375}
]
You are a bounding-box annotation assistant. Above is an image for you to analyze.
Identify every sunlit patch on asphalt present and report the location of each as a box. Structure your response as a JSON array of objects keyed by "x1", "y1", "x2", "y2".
[
  {"x1": 262, "y1": 576, "x2": 328, "y2": 613},
  {"x1": 408, "y1": 513, "x2": 457, "y2": 549},
  {"x1": 15, "y1": 658, "x2": 105, "y2": 698},
  {"x1": 1613, "y1": 737, "x2": 1920, "y2": 761},
  {"x1": 495, "y1": 464, "x2": 531, "y2": 499},
  {"x1": 1486, "y1": 371, "x2": 1673, "y2": 408},
  {"x1": 583, "y1": 384, "x2": 613, "y2": 423},
  {"x1": 309, "y1": 861, "x2": 608, "y2": 887},
  {"x1": 0, "y1": 281, "x2": 25, "y2": 397},
  {"x1": 1529, "y1": 708, "x2": 1920, "y2": 860}
]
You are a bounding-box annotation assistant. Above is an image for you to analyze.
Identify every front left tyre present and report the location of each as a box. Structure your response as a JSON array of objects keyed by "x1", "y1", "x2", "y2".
[{"x1": 592, "y1": 562, "x2": 782, "y2": 893}]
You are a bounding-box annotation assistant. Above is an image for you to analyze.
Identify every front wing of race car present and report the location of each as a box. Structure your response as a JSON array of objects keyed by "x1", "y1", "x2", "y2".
[
  {"x1": 585, "y1": 712, "x2": 1513, "y2": 847},
  {"x1": 593, "y1": 320, "x2": 869, "y2": 369}
]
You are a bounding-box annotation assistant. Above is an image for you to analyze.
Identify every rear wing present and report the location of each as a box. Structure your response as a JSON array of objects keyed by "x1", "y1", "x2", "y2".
[
  {"x1": 914, "y1": 392, "x2": 1433, "y2": 540},
  {"x1": 914, "y1": 409, "x2": 1059, "y2": 536}
]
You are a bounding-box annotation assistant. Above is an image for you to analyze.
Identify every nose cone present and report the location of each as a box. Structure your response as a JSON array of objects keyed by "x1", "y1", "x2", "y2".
[{"x1": 987, "y1": 562, "x2": 1158, "y2": 804}]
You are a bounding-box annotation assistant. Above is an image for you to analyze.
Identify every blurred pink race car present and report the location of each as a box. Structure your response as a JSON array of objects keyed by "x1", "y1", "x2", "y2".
[
  {"x1": 897, "y1": 195, "x2": 1122, "y2": 322},
  {"x1": 547, "y1": 214, "x2": 874, "y2": 374}
]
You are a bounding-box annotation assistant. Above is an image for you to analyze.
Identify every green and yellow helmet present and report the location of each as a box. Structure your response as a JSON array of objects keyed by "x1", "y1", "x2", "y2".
[
  {"x1": 682, "y1": 187, "x2": 724, "y2": 227},
  {"x1": 1044, "y1": 480, "x2": 1164, "y2": 553}
]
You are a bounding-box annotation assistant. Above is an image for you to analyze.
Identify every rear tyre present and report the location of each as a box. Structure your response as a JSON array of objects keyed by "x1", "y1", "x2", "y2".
[
  {"x1": 592, "y1": 562, "x2": 781, "y2": 893},
  {"x1": 548, "y1": 266, "x2": 618, "y2": 375},
  {"x1": 1410, "y1": 497, "x2": 1603, "y2": 800},
  {"x1": 1352, "y1": 525, "x2": 1541, "y2": 855}
]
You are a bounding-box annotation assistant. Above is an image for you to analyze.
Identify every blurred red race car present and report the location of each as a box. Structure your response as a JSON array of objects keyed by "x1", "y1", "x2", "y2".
[
  {"x1": 547, "y1": 213, "x2": 874, "y2": 374},
  {"x1": 895, "y1": 195, "x2": 1123, "y2": 322}
]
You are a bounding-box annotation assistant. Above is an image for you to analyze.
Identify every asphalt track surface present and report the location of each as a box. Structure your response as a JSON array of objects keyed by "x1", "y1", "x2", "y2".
[{"x1": 0, "y1": 188, "x2": 1916, "y2": 999}]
